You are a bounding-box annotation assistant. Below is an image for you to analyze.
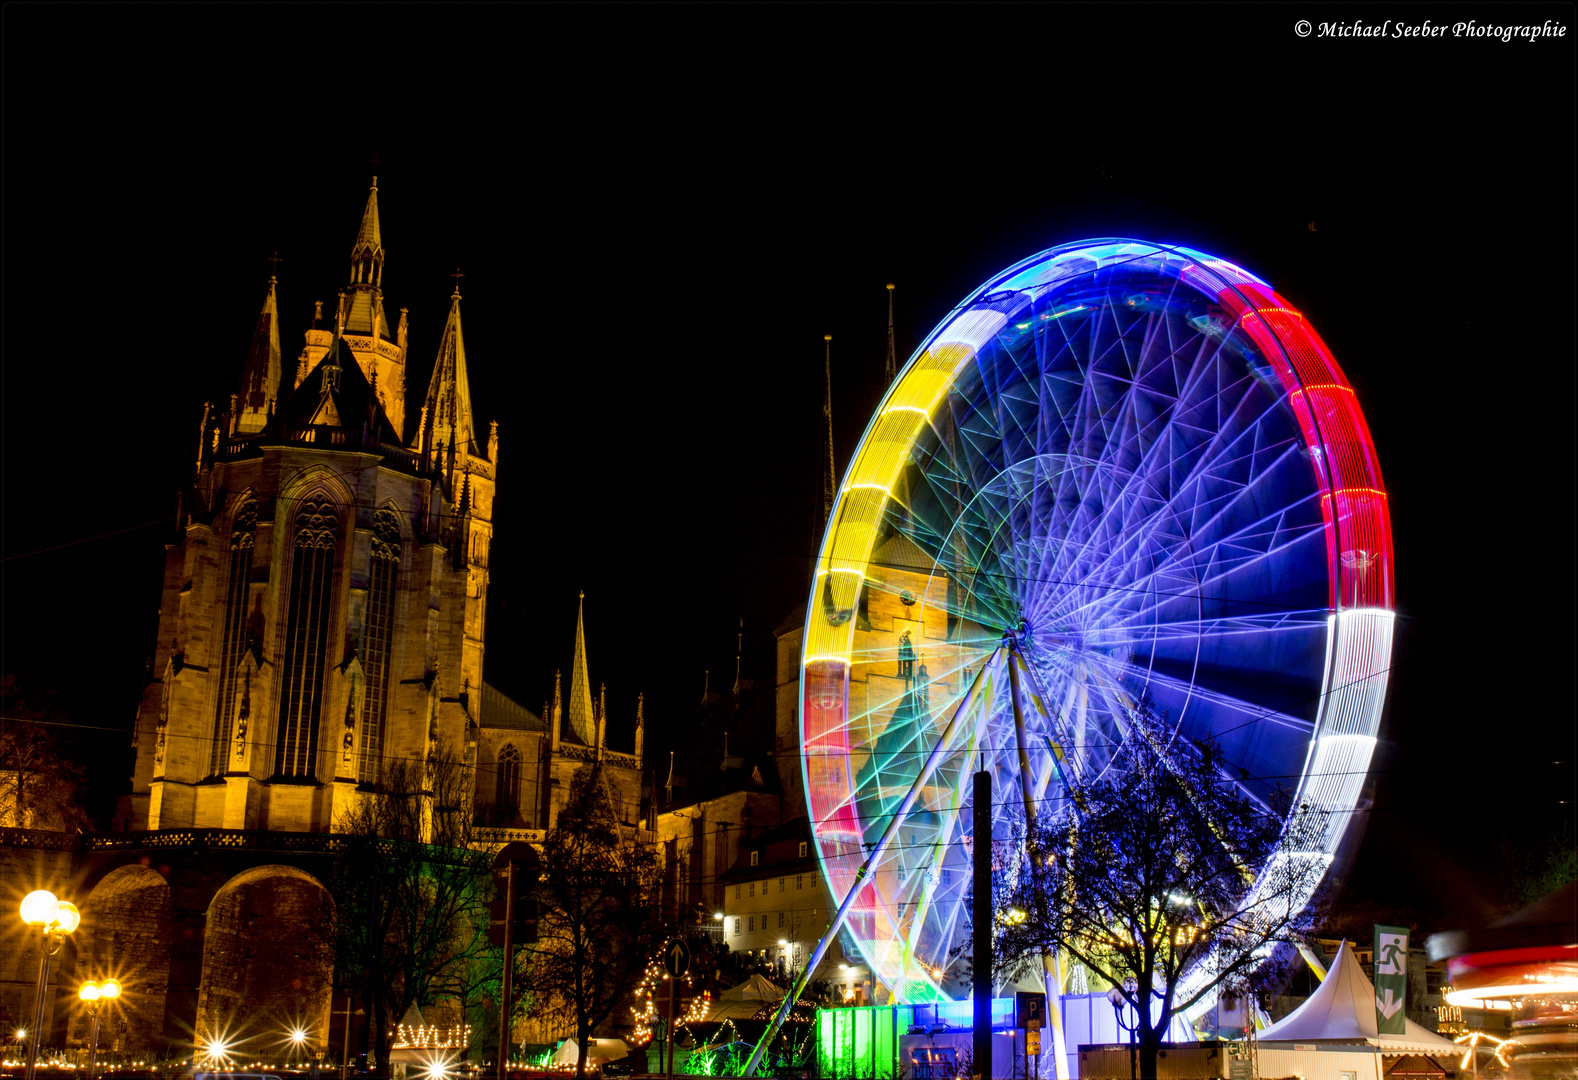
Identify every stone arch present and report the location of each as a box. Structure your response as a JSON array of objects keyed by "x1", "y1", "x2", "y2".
[
  {"x1": 69, "y1": 865, "x2": 172, "y2": 1053},
  {"x1": 196, "y1": 865, "x2": 334, "y2": 1057}
]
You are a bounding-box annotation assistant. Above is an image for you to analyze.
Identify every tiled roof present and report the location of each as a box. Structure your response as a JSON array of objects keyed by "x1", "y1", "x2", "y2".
[{"x1": 481, "y1": 682, "x2": 544, "y2": 732}]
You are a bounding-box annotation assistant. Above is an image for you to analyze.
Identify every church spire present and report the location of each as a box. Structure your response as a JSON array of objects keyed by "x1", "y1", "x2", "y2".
[
  {"x1": 885, "y1": 284, "x2": 898, "y2": 385},
  {"x1": 418, "y1": 272, "x2": 478, "y2": 466},
  {"x1": 351, "y1": 177, "x2": 382, "y2": 276},
  {"x1": 235, "y1": 270, "x2": 282, "y2": 436},
  {"x1": 343, "y1": 177, "x2": 389, "y2": 338},
  {"x1": 565, "y1": 591, "x2": 597, "y2": 745}
]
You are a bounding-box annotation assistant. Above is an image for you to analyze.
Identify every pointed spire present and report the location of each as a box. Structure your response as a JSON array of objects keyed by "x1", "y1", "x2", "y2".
[
  {"x1": 551, "y1": 670, "x2": 563, "y2": 752},
  {"x1": 344, "y1": 178, "x2": 386, "y2": 335},
  {"x1": 823, "y1": 334, "x2": 836, "y2": 523},
  {"x1": 885, "y1": 284, "x2": 898, "y2": 385},
  {"x1": 565, "y1": 591, "x2": 597, "y2": 745},
  {"x1": 418, "y1": 280, "x2": 478, "y2": 464},
  {"x1": 634, "y1": 693, "x2": 645, "y2": 760},
  {"x1": 596, "y1": 682, "x2": 607, "y2": 759},
  {"x1": 235, "y1": 273, "x2": 283, "y2": 435},
  {"x1": 732, "y1": 616, "x2": 743, "y2": 710},
  {"x1": 352, "y1": 177, "x2": 382, "y2": 264}
]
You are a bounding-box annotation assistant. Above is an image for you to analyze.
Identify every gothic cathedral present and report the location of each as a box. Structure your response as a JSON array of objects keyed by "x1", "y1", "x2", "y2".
[
  {"x1": 124, "y1": 180, "x2": 647, "y2": 837},
  {"x1": 126, "y1": 179, "x2": 497, "y2": 834}
]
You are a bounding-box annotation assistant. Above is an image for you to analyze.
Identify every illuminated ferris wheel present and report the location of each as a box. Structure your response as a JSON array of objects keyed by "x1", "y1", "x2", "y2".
[{"x1": 799, "y1": 240, "x2": 1394, "y2": 1004}]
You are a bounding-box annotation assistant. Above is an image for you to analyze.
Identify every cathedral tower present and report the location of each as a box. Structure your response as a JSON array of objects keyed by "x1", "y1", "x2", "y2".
[{"x1": 126, "y1": 182, "x2": 497, "y2": 835}]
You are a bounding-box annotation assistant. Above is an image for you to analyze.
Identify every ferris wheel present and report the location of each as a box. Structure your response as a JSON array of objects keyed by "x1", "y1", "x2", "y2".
[{"x1": 799, "y1": 240, "x2": 1395, "y2": 1004}]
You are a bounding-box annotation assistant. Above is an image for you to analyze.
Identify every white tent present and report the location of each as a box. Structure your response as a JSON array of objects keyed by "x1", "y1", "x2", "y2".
[
  {"x1": 706, "y1": 974, "x2": 786, "y2": 1021},
  {"x1": 550, "y1": 1037, "x2": 630, "y2": 1068},
  {"x1": 1258, "y1": 941, "x2": 1457, "y2": 1053}
]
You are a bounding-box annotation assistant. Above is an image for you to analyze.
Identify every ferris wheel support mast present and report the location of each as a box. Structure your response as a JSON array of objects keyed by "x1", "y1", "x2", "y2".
[
  {"x1": 1007, "y1": 642, "x2": 1072, "y2": 1080},
  {"x1": 743, "y1": 650, "x2": 1003, "y2": 1077}
]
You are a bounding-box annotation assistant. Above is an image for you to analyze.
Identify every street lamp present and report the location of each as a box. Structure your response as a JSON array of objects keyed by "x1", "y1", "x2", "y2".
[
  {"x1": 1106, "y1": 977, "x2": 1139, "y2": 1080},
  {"x1": 19, "y1": 890, "x2": 81, "y2": 1080},
  {"x1": 79, "y1": 979, "x2": 122, "y2": 1080}
]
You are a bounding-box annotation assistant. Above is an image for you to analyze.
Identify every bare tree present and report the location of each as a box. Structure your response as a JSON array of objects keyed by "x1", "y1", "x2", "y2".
[
  {"x1": 518, "y1": 762, "x2": 665, "y2": 1079},
  {"x1": 0, "y1": 674, "x2": 91, "y2": 831},
  {"x1": 328, "y1": 746, "x2": 494, "y2": 1074},
  {"x1": 993, "y1": 703, "x2": 1328, "y2": 1080}
]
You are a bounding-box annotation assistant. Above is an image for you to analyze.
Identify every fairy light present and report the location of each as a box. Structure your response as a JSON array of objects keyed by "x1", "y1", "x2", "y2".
[
  {"x1": 630, "y1": 947, "x2": 713, "y2": 1047},
  {"x1": 393, "y1": 1022, "x2": 471, "y2": 1051}
]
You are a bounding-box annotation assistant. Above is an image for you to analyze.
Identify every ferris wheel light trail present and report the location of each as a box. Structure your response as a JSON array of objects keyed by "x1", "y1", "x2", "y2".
[
  {"x1": 788, "y1": 239, "x2": 1392, "y2": 1068},
  {"x1": 744, "y1": 652, "x2": 1002, "y2": 1077}
]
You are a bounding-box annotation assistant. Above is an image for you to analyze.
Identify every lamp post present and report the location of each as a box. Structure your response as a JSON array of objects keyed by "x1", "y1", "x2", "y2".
[
  {"x1": 20, "y1": 890, "x2": 81, "y2": 1080},
  {"x1": 1106, "y1": 977, "x2": 1139, "y2": 1080},
  {"x1": 78, "y1": 979, "x2": 122, "y2": 1080},
  {"x1": 334, "y1": 997, "x2": 365, "y2": 1080}
]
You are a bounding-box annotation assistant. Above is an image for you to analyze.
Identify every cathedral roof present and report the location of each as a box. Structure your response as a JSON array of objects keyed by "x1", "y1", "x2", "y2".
[
  {"x1": 871, "y1": 532, "x2": 937, "y2": 572},
  {"x1": 280, "y1": 330, "x2": 399, "y2": 443},
  {"x1": 481, "y1": 682, "x2": 545, "y2": 732}
]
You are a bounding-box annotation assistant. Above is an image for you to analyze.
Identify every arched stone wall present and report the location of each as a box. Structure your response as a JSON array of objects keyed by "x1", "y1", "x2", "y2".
[
  {"x1": 69, "y1": 865, "x2": 172, "y2": 1053},
  {"x1": 195, "y1": 865, "x2": 334, "y2": 1058}
]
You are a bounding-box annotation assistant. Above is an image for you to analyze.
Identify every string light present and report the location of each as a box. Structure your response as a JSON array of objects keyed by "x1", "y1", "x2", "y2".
[{"x1": 393, "y1": 1022, "x2": 471, "y2": 1051}]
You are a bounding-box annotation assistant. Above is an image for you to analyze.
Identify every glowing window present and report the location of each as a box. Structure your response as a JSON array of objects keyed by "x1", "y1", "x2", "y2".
[
  {"x1": 358, "y1": 509, "x2": 401, "y2": 784},
  {"x1": 799, "y1": 842, "x2": 808, "y2": 858},
  {"x1": 750, "y1": 851, "x2": 759, "y2": 867},
  {"x1": 210, "y1": 498, "x2": 256, "y2": 776},
  {"x1": 496, "y1": 744, "x2": 522, "y2": 811},
  {"x1": 275, "y1": 494, "x2": 337, "y2": 778}
]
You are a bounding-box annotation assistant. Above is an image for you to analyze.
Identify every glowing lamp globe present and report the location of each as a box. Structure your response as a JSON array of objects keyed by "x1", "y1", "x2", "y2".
[
  {"x1": 54, "y1": 901, "x2": 82, "y2": 934},
  {"x1": 80, "y1": 982, "x2": 102, "y2": 1002},
  {"x1": 20, "y1": 890, "x2": 59, "y2": 926},
  {"x1": 100, "y1": 980, "x2": 122, "y2": 1001}
]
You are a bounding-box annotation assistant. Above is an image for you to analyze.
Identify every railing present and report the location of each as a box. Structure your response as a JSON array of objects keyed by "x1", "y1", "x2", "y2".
[
  {"x1": 214, "y1": 428, "x2": 425, "y2": 476},
  {"x1": 0, "y1": 827, "x2": 83, "y2": 851},
  {"x1": 474, "y1": 827, "x2": 546, "y2": 846}
]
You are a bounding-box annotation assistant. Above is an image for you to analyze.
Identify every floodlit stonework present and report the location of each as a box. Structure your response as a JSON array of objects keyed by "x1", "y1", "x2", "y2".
[{"x1": 125, "y1": 179, "x2": 497, "y2": 837}]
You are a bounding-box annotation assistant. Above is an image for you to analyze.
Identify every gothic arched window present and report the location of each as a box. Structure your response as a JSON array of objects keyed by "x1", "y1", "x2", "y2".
[
  {"x1": 275, "y1": 494, "x2": 338, "y2": 778},
  {"x1": 358, "y1": 509, "x2": 402, "y2": 784},
  {"x1": 209, "y1": 498, "x2": 257, "y2": 776},
  {"x1": 496, "y1": 743, "x2": 522, "y2": 814}
]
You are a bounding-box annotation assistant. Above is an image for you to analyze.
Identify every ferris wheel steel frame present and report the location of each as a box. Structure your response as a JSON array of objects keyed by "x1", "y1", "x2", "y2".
[{"x1": 794, "y1": 240, "x2": 1394, "y2": 1015}]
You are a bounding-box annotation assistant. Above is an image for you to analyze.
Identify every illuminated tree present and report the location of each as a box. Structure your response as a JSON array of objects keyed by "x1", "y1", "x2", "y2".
[
  {"x1": 0, "y1": 674, "x2": 91, "y2": 830},
  {"x1": 519, "y1": 763, "x2": 665, "y2": 1079},
  {"x1": 993, "y1": 703, "x2": 1328, "y2": 1080}
]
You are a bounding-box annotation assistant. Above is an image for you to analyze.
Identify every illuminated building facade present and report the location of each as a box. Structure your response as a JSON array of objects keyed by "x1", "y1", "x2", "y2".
[{"x1": 125, "y1": 179, "x2": 498, "y2": 836}]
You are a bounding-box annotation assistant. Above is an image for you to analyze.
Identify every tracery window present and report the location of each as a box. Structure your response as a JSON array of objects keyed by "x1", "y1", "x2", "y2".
[
  {"x1": 275, "y1": 494, "x2": 338, "y2": 777},
  {"x1": 358, "y1": 509, "x2": 401, "y2": 783},
  {"x1": 210, "y1": 499, "x2": 257, "y2": 776},
  {"x1": 496, "y1": 743, "x2": 522, "y2": 813}
]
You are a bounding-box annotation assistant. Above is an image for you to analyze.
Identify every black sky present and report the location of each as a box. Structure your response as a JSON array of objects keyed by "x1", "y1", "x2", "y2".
[{"x1": 2, "y1": 4, "x2": 1573, "y2": 931}]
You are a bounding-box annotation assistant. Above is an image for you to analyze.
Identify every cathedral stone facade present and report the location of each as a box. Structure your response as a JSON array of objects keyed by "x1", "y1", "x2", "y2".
[{"x1": 126, "y1": 179, "x2": 498, "y2": 835}]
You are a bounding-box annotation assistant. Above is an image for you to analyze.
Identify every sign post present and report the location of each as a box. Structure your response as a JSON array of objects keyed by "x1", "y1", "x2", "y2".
[
  {"x1": 492, "y1": 843, "x2": 540, "y2": 1080},
  {"x1": 1018, "y1": 991, "x2": 1046, "y2": 1078},
  {"x1": 663, "y1": 939, "x2": 690, "y2": 1080},
  {"x1": 1373, "y1": 925, "x2": 1410, "y2": 1035}
]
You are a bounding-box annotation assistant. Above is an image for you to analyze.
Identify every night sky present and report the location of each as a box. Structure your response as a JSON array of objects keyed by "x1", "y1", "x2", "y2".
[{"x1": 3, "y1": 5, "x2": 1572, "y2": 932}]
